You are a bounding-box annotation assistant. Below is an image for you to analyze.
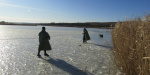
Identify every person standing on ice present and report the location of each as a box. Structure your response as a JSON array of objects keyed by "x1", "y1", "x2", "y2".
[
  {"x1": 37, "y1": 27, "x2": 51, "y2": 56},
  {"x1": 83, "y1": 28, "x2": 90, "y2": 43}
]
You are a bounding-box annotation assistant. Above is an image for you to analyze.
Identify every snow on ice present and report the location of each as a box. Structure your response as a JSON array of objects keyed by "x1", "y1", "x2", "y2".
[{"x1": 0, "y1": 25, "x2": 117, "y2": 75}]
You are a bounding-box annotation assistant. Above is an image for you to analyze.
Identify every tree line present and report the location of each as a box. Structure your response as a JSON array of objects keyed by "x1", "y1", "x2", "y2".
[{"x1": 0, "y1": 21, "x2": 116, "y2": 28}]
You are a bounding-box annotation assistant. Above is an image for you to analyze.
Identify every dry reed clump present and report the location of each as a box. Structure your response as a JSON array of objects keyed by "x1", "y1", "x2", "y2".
[
  {"x1": 144, "y1": 13, "x2": 150, "y2": 22},
  {"x1": 112, "y1": 18, "x2": 150, "y2": 75}
]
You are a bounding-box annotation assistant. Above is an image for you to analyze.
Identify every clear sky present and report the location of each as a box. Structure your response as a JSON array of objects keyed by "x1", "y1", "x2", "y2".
[{"x1": 0, "y1": 0, "x2": 150, "y2": 23}]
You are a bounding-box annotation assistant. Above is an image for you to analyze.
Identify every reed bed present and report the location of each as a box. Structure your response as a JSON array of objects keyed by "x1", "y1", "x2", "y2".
[{"x1": 111, "y1": 17, "x2": 150, "y2": 75}]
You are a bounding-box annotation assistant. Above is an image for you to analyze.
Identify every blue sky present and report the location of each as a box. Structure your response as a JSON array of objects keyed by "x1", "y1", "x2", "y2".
[{"x1": 0, "y1": 0, "x2": 150, "y2": 23}]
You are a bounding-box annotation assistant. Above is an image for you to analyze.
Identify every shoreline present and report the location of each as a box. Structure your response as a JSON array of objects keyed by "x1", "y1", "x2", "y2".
[
  {"x1": 0, "y1": 22, "x2": 116, "y2": 29},
  {"x1": 0, "y1": 24, "x2": 114, "y2": 29}
]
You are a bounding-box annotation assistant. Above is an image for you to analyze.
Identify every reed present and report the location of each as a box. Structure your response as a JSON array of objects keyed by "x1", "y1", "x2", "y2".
[{"x1": 111, "y1": 17, "x2": 150, "y2": 75}]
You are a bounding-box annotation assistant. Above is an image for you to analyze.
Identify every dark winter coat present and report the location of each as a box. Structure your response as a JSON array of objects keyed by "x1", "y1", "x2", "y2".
[
  {"x1": 83, "y1": 28, "x2": 90, "y2": 42},
  {"x1": 38, "y1": 30, "x2": 51, "y2": 51}
]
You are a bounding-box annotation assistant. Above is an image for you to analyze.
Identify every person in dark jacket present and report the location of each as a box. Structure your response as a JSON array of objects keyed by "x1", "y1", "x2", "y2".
[
  {"x1": 37, "y1": 27, "x2": 51, "y2": 56},
  {"x1": 83, "y1": 28, "x2": 90, "y2": 43}
]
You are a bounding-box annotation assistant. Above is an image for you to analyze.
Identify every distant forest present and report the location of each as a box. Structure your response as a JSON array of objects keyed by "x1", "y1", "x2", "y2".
[{"x1": 0, "y1": 21, "x2": 116, "y2": 29}]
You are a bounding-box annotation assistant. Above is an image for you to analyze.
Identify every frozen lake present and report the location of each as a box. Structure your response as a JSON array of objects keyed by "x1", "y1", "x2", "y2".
[{"x1": 0, "y1": 25, "x2": 116, "y2": 75}]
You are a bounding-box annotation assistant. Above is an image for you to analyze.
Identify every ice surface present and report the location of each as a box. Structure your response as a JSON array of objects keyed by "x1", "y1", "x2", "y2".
[{"x1": 0, "y1": 25, "x2": 116, "y2": 75}]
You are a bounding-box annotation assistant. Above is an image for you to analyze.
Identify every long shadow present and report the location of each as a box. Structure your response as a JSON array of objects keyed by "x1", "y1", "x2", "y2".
[
  {"x1": 86, "y1": 43, "x2": 112, "y2": 49},
  {"x1": 93, "y1": 44, "x2": 112, "y2": 49},
  {"x1": 40, "y1": 57, "x2": 91, "y2": 75}
]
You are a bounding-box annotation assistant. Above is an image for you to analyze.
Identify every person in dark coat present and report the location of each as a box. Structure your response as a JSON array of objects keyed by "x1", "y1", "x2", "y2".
[
  {"x1": 83, "y1": 28, "x2": 90, "y2": 43},
  {"x1": 37, "y1": 27, "x2": 51, "y2": 56}
]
